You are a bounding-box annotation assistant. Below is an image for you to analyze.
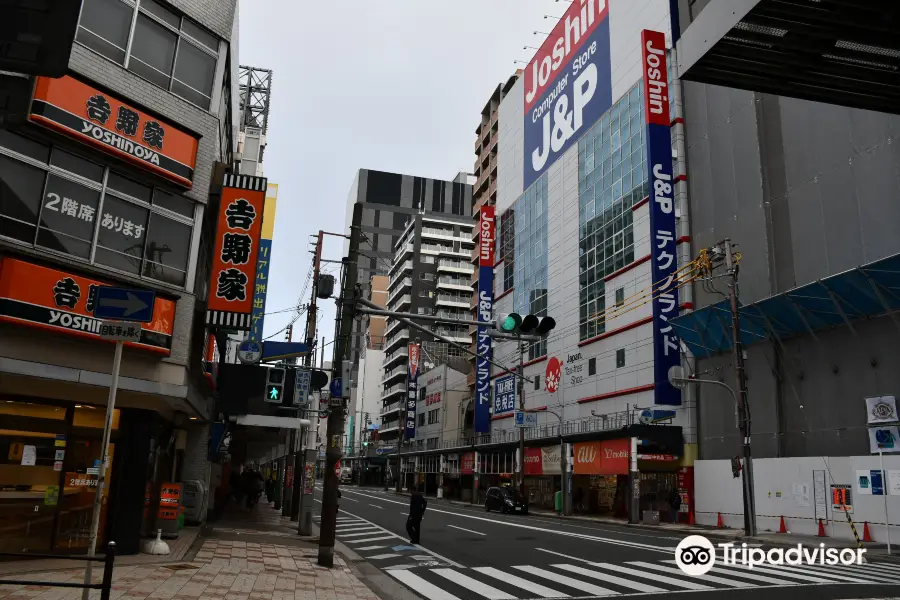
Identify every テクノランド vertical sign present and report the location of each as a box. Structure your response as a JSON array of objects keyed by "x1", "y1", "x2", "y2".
[
  {"x1": 206, "y1": 174, "x2": 268, "y2": 330},
  {"x1": 475, "y1": 206, "x2": 495, "y2": 433},
  {"x1": 642, "y1": 29, "x2": 680, "y2": 406},
  {"x1": 524, "y1": 0, "x2": 612, "y2": 190},
  {"x1": 405, "y1": 343, "x2": 421, "y2": 440}
]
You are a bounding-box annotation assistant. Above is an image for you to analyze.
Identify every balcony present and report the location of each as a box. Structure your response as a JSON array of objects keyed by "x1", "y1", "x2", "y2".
[
  {"x1": 388, "y1": 269, "x2": 412, "y2": 290},
  {"x1": 438, "y1": 260, "x2": 474, "y2": 275},
  {"x1": 437, "y1": 295, "x2": 471, "y2": 309},
  {"x1": 437, "y1": 277, "x2": 470, "y2": 291},
  {"x1": 489, "y1": 179, "x2": 497, "y2": 198},
  {"x1": 378, "y1": 425, "x2": 400, "y2": 437},
  {"x1": 380, "y1": 401, "x2": 402, "y2": 416},
  {"x1": 387, "y1": 280, "x2": 411, "y2": 304},
  {"x1": 383, "y1": 349, "x2": 408, "y2": 369},
  {"x1": 381, "y1": 365, "x2": 406, "y2": 384},
  {"x1": 422, "y1": 227, "x2": 470, "y2": 243},
  {"x1": 388, "y1": 295, "x2": 411, "y2": 310},
  {"x1": 385, "y1": 330, "x2": 410, "y2": 352},
  {"x1": 381, "y1": 383, "x2": 405, "y2": 401},
  {"x1": 433, "y1": 328, "x2": 471, "y2": 343}
]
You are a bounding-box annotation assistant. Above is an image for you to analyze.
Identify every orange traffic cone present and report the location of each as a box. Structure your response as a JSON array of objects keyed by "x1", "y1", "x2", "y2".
[
  {"x1": 688, "y1": 511, "x2": 695, "y2": 526},
  {"x1": 778, "y1": 516, "x2": 788, "y2": 533},
  {"x1": 863, "y1": 521, "x2": 874, "y2": 542},
  {"x1": 717, "y1": 512, "x2": 725, "y2": 528},
  {"x1": 817, "y1": 519, "x2": 826, "y2": 537}
]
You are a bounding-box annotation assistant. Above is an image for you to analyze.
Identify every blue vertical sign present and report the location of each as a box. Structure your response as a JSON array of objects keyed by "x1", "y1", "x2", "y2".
[
  {"x1": 642, "y1": 30, "x2": 681, "y2": 406},
  {"x1": 249, "y1": 239, "x2": 272, "y2": 342},
  {"x1": 475, "y1": 207, "x2": 495, "y2": 432},
  {"x1": 493, "y1": 374, "x2": 516, "y2": 415}
]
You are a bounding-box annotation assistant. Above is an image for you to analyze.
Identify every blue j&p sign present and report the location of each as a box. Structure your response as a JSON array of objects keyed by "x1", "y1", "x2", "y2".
[{"x1": 93, "y1": 287, "x2": 156, "y2": 323}]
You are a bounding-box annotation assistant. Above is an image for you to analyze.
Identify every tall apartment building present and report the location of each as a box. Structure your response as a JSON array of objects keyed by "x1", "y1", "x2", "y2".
[
  {"x1": 468, "y1": 76, "x2": 518, "y2": 394},
  {"x1": 0, "y1": 0, "x2": 241, "y2": 555},
  {"x1": 379, "y1": 214, "x2": 475, "y2": 442}
]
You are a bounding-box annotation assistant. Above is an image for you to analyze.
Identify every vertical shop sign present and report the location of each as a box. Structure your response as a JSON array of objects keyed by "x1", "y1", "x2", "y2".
[
  {"x1": 523, "y1": 447, "x2": 543, "y2": 475},
  {"x1": 405, "y1": 343, "x2": 421, "y2": 439},
  {"x1": 158, "y1": 482, "x2": 182, "y2": 520},
  {"x1": 206, "y1": 174, "x2": 268, "y2": 330},
  {"x1": 475, "y1": 206, "x2": 495, "y2": 432},
  {"x1": 493, "y1": 374, "x2": 516, "y2": 415},
  {"x1": 641, "y1": 30, "x2": 681, "y2": 406},
  {"x1": 249, "y1": 184, "x2": 278, "y2": 341}
]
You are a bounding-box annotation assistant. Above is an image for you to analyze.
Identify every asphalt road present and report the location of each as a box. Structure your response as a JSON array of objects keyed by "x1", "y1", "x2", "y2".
[{"x1": 314, "y1": 485, "x2": 900, "y2": 600}]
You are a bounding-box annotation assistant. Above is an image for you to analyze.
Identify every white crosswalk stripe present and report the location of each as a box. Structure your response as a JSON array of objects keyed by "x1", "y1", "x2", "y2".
[
  {"x1": 337, "y1": 529, "x2": 385, "y2": 538},
  {"x1": 346, "y1": 535, "x2": 396, "y2": 544},
  {"x1": 511, "y1": 566, "x2": 618, "y2": 596},
  {"x1": 433, "y1": 568, "x2": 517, "y2": 600},
  {"x1": 551, "y1": 564, "x2": 664, "y2": 593},
  {"x1": 470, "y1": 567, "x2": 571, "y2": 598},
  {"x1": 609, "y1": 563, "x2": 712, "y2": 591},
  {"x1": 387, "y1": 570, "x2": 463, "y2": 600},
  {"x1": 626, "y1": 561, "x2": 751, "y2": 588}
]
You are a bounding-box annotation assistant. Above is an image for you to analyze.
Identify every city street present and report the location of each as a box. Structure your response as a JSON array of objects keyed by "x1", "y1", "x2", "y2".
[{"x1": 315, "y1": 486, "x2": 900, "y2": 600}]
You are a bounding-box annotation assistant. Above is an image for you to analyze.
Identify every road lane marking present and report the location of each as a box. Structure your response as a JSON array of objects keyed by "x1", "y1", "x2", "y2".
[
  {"x1": 627, "y1": 561, "x2": 751, "y2": 588},
  {"x1": 511, "y1": 565, "x2": 618, "y2": 596},
  {"x1": 347, "y1": 535, "x2": 397, "y2": 544},
  {"x1": 338, "y1": 489, "x2": 674, "y2": 554},
  {"x1": 447, "y1": 525, "x2": 486, "y2": 536},
  {"x1": 552, "y1": 564, "x2": 665, "y2": 593},
  {"x1": 433, "y1": 568, "x2": 517, "y2": 600},
  {"x1": 355, "y1": 545, "x2": 389, "y2": 551},
  {"x1": 367, "y1": 553, "x2": 402, "y2": 560},
  {"x1": 471, "y1": 567, "x2": 570, "y2": 598},
  {"x1": 386, "y1": 570, "x2": 463, "y2": 600},
  {"x1": 338, "y1": 530, "x2": 386, "y2": 538},
  {"x1": 369, "y1": 504, "x2": 384, "y2": 509}
]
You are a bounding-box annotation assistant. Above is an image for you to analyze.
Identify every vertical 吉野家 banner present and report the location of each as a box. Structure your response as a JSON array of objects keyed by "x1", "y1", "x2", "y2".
[
  {"x1": 206, "y1": 174, "x2": 268, "y2": 330},
  {"x1": 475, "y1": 206, "x2": 496, "y2": 432},
  {"x1": 642, "y1": 30, "x2": 681, "y2": 406}
]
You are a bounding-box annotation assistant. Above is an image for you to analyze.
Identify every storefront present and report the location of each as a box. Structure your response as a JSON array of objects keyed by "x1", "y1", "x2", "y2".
[
  {"x1": 477, "y1": 450, "x2": 515, "y2": 502},
  {"x1": 523, "y1": 446, "x2": 562, "y2": 510}
]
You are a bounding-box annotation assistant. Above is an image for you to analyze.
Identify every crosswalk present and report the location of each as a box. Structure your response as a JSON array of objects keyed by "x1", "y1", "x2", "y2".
[{"x1": 385, "y1": 557, "x2": 900, "y2": 599}]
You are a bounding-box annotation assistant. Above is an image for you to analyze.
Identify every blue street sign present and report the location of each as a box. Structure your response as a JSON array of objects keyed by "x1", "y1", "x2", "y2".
[
  {"x1": 515, "y1": 410, "x2": 537, "y2": 428},
  {"x1": 330, "y1": 377, "x2": 343, "y2": 398},
  {"x1": 261, "y1": 341, "x2": 309, "y2": 362},
  {"x1": 93, "y1": 287, "x2": 155, "y2": 323},
  {"x1": 294, "y1": 370, "x2": 311, "y2": 405}
]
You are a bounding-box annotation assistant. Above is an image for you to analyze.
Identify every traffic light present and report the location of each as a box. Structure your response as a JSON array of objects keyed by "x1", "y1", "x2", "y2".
[
  {"x1": 265, "y1": 367, "x2": 285, "y2": 403},
  {"x1": 495, "y1": 313, "x2": 556, "y2": 336}
]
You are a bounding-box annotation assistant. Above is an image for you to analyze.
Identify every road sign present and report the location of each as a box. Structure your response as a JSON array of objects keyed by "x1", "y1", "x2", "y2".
[
  {"x1": 334, "y1": 460, "x2": 341, "y2": 477},
  {"x1": 93, "y1": 287, "x2": 155, "y2": 323},
  {"x1": 99, "y1": 321, "x2": 142, "y2": 343},
  {"x1": 237, "y1": 341, "x2": 262, "y2": 364},
  {"x1": 515, "y1": 410, "x2": 538, "y2": 428},
  {"x1": 295, "y1": 370, "x2": 311, "y2": 405},
  {"x1": 330, "y1": 377, "x2": 343, "y2": 398},
  {"x1": 376, "y1": 447, "x2": 395, "y2": 456},
  {"x1": 261, "y1": 341, "x2": 309, "y2": 362},
  {"x1": 639, "y1": 409, "x2": 677, "y2": 424}
]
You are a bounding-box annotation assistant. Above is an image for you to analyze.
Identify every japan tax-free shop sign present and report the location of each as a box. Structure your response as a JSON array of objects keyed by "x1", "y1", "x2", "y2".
[
  {"x1": 29, "y1": 76, "x2": 199, "y2": 188},
  {"x1": 524, "y1": 0, "x2": 613, "y2": 189},
  {"x1": 0, "y1": 257, "x2": 176, "y2": 354}
]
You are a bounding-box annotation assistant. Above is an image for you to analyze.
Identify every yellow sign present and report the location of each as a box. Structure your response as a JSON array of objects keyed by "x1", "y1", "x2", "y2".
[
  {"x1": 44, "y1": 485, "x2": 59, "y2": 506},
  {"x1": 8, "y1": 442, "x2": 23, "y2": 461}
]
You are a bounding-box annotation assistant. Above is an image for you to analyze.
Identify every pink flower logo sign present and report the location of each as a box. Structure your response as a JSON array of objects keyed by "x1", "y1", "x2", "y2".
[{"x1": 545, "y1": 357, "x2": 562, "y2": 392}]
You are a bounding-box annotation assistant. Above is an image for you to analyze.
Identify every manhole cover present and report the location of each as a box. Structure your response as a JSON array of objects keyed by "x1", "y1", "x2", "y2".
[{"x1": 163, "y1": 564, "x2": 198, "y2": 571}]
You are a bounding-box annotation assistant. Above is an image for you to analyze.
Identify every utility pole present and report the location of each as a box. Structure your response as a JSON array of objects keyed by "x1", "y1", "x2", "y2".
[
  {"x1": 724, "y1": 238, "x2": 757, "y2": 537},
  {"x1": 517, "y1": 339, "x2": 526, "y2": 498},
  {"x1": 318, "y1": 212, "x2": 360, "y2": 567}
]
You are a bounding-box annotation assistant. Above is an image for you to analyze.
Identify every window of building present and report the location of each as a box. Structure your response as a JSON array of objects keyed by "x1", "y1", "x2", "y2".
[
  {"x1": 0, "y1": 131, "x2": 195, "y2": 289},
  {"x1": 427, "y1": 437, "x2": 439, "y2": 450},
  {"x1": 428, "y1": 409, "x2": 440, "y2": 425},
  {"x1": 616, "y1": 349, "x2": 626, "y2": 368},
  {"x1": 75, "y1": 0, "x2": 220, "y2": 110},
  {"x1": 421, "y1": 255, "x2": 435, "y2": 264},
  {"x1": 513, "y1": 175, "x2": 549, "y2": 360},
  {"x1": 418, "y1": 413, "x2": 425, "y2": 427},
  {"x1": 589, "y1": 357, "x2": 596, "y2": 376},
  {"x1": 615, "y1": 287, "x2": 625, "y2": 307},
  {"x1": 534, "y1": 375, "x2": 540, "y2": 391}
]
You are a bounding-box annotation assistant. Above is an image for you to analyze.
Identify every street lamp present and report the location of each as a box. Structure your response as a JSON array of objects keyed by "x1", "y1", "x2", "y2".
[{"x1": 668, "y1": 365, "x2": 757, "y2": 536}]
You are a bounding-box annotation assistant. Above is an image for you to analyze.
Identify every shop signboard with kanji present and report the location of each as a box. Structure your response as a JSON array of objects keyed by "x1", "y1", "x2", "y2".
[
  {"x1": 206, "y1": 174, "x2": 268, "y2": 330},
  {"x1": 158, "y1": 482, "x2": 182, "y2": 520},
  {"x1": 29, "y1": 76, "x2": 199, "y2": 187},
  {"x1": 493, "y1": 374, "x2": 516, "y2": 415},
  {"x1": 0, "y1": 257, "x2": 175, "y2": 354}
]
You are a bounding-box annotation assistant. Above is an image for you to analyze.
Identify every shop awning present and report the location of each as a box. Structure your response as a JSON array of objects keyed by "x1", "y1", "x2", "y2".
[{"x1": 671, "y1": 253, "x2": 900, "y2": 359}]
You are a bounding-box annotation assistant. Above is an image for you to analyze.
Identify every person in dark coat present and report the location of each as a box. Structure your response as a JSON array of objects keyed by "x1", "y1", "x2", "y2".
[
  {"x1": 669, "y1": 487, "x2": 682, "y2": 523},
  {"x1": 406, "y1": 486, "x2": 427, "y2": 544}
]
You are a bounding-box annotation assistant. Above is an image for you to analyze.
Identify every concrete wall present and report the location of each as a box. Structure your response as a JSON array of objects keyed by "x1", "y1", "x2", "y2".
[{"x1": 695, "y1": 455, "x2": 900, "y2": 543}]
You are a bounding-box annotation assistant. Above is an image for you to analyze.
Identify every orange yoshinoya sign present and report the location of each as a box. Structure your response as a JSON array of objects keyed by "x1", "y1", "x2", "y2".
[
  {"x1": 29, "y1": 76, "x2": 199, "y2": 188},
  {"x1": 205, "y1": 174, "x2": 268, "y2": 330},
  {"x1": 0, "y1": 257, "x2": 175, "y2": 354}
]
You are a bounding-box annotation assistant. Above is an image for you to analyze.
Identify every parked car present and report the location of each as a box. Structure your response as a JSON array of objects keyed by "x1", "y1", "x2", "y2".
[
  {"x1": 484, "y1": 486, "x2": 528, "y2": 514},
  {"x1": 339, "y1": 467, "x2": 352, "y2": 484}
]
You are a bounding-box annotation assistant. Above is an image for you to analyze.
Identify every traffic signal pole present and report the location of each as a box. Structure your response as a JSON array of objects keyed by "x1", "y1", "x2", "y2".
[{"x1": 517, "y1": 339, "x2": 526, "y2": 498}]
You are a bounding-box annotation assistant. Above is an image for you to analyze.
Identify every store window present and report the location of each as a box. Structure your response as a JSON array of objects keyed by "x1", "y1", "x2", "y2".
[
  {"x1": 589, "y1": 357, "x2": 597, "y2": 376},
  {"x1": 513, "y1": 175, "x2": 549, "y2": 360},
  {"x1": 75, "y1": 0, "x2": 220, "y2": 110},
  {"x1": 616, "y1": 349, "x2": 626, "y2": 368},
  {"x1": 0, "y1": 131, "x2": 196, "y2": 289}
]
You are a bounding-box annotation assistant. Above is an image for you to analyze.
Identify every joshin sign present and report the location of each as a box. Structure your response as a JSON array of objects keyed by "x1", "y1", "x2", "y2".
[
  {"x1": 475, "y1": 206, "x2": 495, "y2": 433},
  {"x1": 524, "y1": 0, "x2": 612, "y2": 189},
  {"x1": 642, "y1": 29, "x2": 681, "y2": 406}
]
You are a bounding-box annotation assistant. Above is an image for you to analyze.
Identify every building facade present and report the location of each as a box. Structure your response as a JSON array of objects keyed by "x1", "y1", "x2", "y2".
[{"x1": 0, "y1": 0, "x2": 241, "y2": 555}]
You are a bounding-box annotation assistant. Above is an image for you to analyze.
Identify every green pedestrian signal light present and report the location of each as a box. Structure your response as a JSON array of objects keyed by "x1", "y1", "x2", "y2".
[
  {"x1": 264, "y1": 367, "x2": 285, "y2": 404},
  {"x1": 267, "y1": 386, "x2": 280, "y2": 400}
]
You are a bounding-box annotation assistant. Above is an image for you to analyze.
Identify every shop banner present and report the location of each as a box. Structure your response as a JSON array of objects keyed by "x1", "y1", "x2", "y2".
[
  {"x1": 523, "y1": 0, "x2": 612, "y2": 189},
  {"x1": 642, "y1": 29, "x2": 681, "y2": 406},
  {"x1": 493, "y1": 373, "x2": 516, "y2": 415},
  {"x1": 0, "y1": 257, "x2": 175, "y2": 354},
  {"x1": 405, "y1": 343, "x2": 420, "y2": 439},
  {"x1": 30, "y1": 76, "x2": 198, "y2": 187},
  {"x1": 460, "y1": 452, "x2": 475, "y2": 475},
  {"x1": 573, "y1": 439, "x2": 630, "y2": 475},
  {"x1": 158, "y1": 482, "x2": 182, "y2": 520},
  {"x1": 524, "y1": 447, "x2": 543, "y2": 475},
  {"x1": 206, "y1": 174, "x2": 268, "y2": 330},
  {"x1": 475, "y1": 206, "x2": 495, "y2": 432},
  {"x1": 249, "y1": 184, "x2": 278, "y2": 341},
  {"x1": 541, "y1": 446, "x2": 562, "y2": 475}
]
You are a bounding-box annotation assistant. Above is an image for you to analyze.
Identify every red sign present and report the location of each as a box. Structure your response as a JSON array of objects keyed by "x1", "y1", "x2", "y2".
[
  {"x1": 157, "y1": 482, "x2": 182, "y2": 520},
  {"x1": 639, "y1": 453, "x2": 678, "y2": 462},
  {"x1": 523, "y1": 447, "x2": 543, "y2": 475},
  {"x1": 425, "y1": 392, "x2": 441, "y2": 406},
  {"x1": 641, "y1": 30, "x2": 670, "y2": 127},
  {"x1": 30, "y1": 76, "x2": 199, "y2": 187},
  {"x1": 524, "y1": 0, "x2": 610, "y2": 111},
  {"x1": 206, "y1": 174, "x2": 268, "y2": 329},
  {"x1": 677, "y1": 466, "x2": 694, "y2": 522},
  {"x1": 545, "y1": 357, "x2": 562, "y2": 392},
  {"x1": 408, "y1": 343, "x2": 420, "y2": 378},
  {"x1": 0, "y1": 257, "x2": 175, "y2": 354},
  {"x1": 573, "y1": 439, "x2": 630, "y2": 475},
  {"x1": 334, "y1": 460, "x2": 341, "y2": 478},
  {"x1": 460, "y1": 452, "x2": 475, "y2": 475},
  {"x1": 478, "y1": 206, "x2": 495, "y2": 266}
]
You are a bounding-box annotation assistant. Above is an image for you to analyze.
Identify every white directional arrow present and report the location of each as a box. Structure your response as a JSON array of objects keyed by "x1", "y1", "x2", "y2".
[{"x1": 99, "y1": 292, "x2": 148, "y2": 317}]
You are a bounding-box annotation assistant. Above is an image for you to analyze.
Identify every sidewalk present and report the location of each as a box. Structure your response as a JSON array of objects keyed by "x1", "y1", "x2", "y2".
[{"x1": 0, "y1": 498, "x2": 383, "y2": 600}]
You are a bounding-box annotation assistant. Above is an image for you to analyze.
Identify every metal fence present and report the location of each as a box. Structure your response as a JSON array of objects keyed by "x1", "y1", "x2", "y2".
[{"x1": 0, "y1": 542, "x2": 116, "y2": 600}]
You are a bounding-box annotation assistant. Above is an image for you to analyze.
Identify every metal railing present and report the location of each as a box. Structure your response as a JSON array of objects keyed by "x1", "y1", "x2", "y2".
[
  {"x1": 438, "y1": 260, "x2": 473, "y2": 273},
  {"x1": 0, "y1": 542, "x2": 116, "y2": 600}
]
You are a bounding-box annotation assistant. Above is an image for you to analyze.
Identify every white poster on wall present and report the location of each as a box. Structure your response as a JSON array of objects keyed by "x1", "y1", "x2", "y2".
[
  {"x1": 813, "y1": 470, "x2": 827, "y2": 520},
  {"x1": 888, "y1": 470, "x2": 900, "y2": 496},
  {"x1": 856, "y1": 470, "x2": 873, "y2": 495},
  {"x1": 868, "y1": 426, "x2": 900, "y2": 453},
  {"x1": 21, "y1": 445, "x2": 36, "y2": 466},
  {"x1": 866, "y1": 395, "x2": 899, "y2": 424},
  {"x1": 793, "y1": 483, "x2": 810, "y2": 507}
]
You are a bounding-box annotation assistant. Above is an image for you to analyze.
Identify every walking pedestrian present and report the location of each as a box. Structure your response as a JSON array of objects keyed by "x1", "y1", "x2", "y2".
[
  {"x1": 406, "y1": 486, "x2": 427, "y2": 544},
  {"x1": 669, "y1": 487, "x2": 682, "y2": 523}
]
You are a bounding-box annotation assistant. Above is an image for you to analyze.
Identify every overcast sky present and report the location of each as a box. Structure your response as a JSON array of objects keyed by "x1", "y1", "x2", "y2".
[{"x1": 237, "y1": 0, "x2": 553, "y2": 359}]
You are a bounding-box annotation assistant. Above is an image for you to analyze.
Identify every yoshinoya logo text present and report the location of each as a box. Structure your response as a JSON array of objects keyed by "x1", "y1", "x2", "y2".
[
  {"x1": 48, "y1": 310, "x2": 102, "y2": 334},
  {"x1": 524, "y1": 0, "x2": 611, "y2": 189},
  {"x1": 80, "y1": 121, "x2": 162, "y2": 166},
  {"x1": 675, "y1": 535, "x2": 866, "y2": 577}
]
